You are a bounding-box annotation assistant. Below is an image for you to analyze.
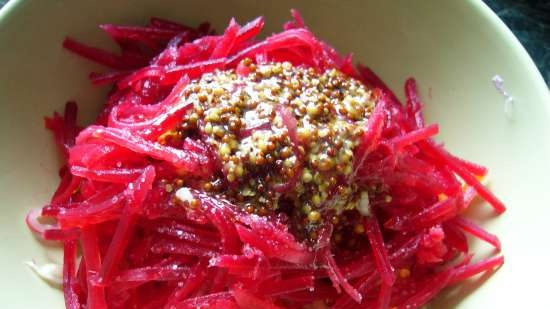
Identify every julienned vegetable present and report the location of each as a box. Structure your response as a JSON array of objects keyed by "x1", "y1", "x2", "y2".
[{"x1": 27, "y1": 10, "x2": 504, "y2": 309}]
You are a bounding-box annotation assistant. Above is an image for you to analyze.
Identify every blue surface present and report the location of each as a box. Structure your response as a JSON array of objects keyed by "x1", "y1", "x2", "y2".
[{"x1": 0, "y1": 0, "x2": 548, "y2": 85}]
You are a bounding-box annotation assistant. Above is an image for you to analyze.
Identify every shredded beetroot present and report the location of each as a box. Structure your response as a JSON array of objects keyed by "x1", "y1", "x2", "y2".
[
  {"x1": 62, "y1": 240, "x2": 81, "y2": 309},
  {"x1": 28, "y1": 11, "x2": 504, "y2": 309},
  {"x1": 364, "y1": 217, "x2": 395, "y2": 286},
  {"x1": 81, "y1": 226, "x2": 108, "y2": 309},
  {"x1": 450, "y1": 217, "x2": 502, "y2": 251}
]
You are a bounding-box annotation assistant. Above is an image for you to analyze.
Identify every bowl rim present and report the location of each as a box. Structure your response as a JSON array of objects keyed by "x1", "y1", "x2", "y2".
[{"x1": 0, "y1": 0, "x2": 549, "y2": 308}]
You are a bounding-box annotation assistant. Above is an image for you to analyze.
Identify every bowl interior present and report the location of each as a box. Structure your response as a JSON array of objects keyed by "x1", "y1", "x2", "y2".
[{"x1": 1, "y1": 0, "x2": 549, "y2": 308}]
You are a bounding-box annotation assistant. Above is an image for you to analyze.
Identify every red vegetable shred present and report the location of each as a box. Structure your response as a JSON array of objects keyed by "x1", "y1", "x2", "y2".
[{"x1": 27, "y1": 10, "x2": 504, "y2": 309}]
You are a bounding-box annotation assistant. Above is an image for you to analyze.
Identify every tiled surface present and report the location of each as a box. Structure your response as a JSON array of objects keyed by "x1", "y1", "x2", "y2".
[{"x1": 0, "y1": 0, "x2": 548, "y2": 84}]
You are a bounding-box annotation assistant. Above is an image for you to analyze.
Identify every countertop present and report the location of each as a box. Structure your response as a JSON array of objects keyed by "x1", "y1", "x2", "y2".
[{"x1": 484, "y1": 0, "x2": 549, "y2": 85}]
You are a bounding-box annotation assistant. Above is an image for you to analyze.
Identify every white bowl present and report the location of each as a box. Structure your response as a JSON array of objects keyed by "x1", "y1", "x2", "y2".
[{"x1": 0, "y1": 0, "x2": 549, "y2": 308}]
